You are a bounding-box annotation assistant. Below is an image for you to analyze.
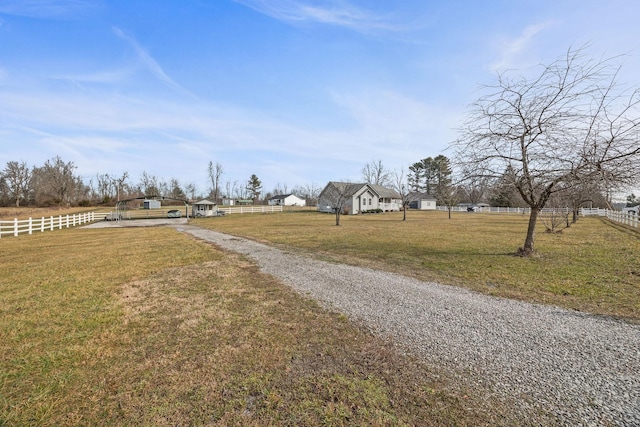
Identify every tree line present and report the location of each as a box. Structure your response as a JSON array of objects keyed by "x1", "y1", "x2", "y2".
[{"x1": 0, "y1": 156, "x2": 324, "y2": 208}]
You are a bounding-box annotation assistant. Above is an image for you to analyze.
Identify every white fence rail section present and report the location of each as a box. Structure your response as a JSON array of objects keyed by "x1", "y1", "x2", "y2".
[
  {"x1": 437, "y1": 206, "x2": 532, "y2": 214},
  {"x1": 219, "y1": 205, "x2": 283, "y2": 215},
  {"x1": 581, "y1": 208, "x2": 639, "y2": 228},
  {"x1": 0, "y1": 212, "x2": 97, "y2": 238}
]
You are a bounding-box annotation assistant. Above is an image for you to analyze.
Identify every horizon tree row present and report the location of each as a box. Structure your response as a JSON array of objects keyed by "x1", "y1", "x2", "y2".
[{"x1": 0, "y1": 156, "x2": 323, "y2": 208}]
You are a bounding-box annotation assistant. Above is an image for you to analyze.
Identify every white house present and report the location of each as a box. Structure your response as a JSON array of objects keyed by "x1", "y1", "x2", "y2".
[
  {"x1": 317, "y1": 182, "x2": 402, "y2": 215},
  {"x1": 192, "y1": 199, "x2": 220, "y2": 217},
  {"x1": 268, "y1": 194, "x2": 306, "y2": 207},
  {"x1": 408, "y1": 192, "x2": 437, "y2": 210}
]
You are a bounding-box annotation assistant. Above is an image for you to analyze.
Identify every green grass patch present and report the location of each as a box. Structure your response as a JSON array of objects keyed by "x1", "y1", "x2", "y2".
[
  {"x1": 1, "y1": 225, "x2": 520, "y2": 425},
  {"x1": 193, "y1": 210, "x2": 640, "y2": 322}
]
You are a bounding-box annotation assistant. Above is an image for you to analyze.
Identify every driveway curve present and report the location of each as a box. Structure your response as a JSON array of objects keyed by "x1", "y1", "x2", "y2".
[{"x1": 174, "y1": 224, "x2": 639, "y2": 426}]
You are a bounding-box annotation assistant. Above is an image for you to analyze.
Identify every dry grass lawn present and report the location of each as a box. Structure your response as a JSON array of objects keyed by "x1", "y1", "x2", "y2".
[
  {"x1": 1, "y1": 225, "x2": 521, "y2": 426},
  {"x1": 192, "y1": 209, "x2": 640, "y2": 323}
]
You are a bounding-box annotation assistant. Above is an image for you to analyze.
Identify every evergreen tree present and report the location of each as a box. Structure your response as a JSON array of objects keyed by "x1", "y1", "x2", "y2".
[{"x1": 246, "y1": 174, "x2": 262, "y2": 202}]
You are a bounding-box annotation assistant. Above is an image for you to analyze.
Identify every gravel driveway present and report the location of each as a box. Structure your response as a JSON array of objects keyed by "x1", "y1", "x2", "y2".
[{"x1": 175, "y1": 224, "x2": 640, "y2": 426}]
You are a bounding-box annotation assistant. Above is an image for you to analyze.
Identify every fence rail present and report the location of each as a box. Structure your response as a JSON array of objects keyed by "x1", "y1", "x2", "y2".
[
  {"x1": 0, "y1": 212, "x2": 97, "y2": 238},
  {"x1": 437, "y1": 206, "x2": 532, "y2": 214},
  {"x1": 219, "y1": 205, "x2": 283, "y2": 215},
  {"x1": 580, "y1": 208, "x2": 639, "y2": 228}
]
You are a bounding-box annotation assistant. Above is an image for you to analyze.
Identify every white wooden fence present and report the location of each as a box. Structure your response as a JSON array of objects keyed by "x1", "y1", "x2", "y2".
[
  {"x1": 437, "y1": 206, "x2": 532, "y2": 214},
  {"x1": 0, "y1": 212, "x2": 97, "y2": 238},
  {"x1": 580, "y1": 208, "x2": 639, "y2": 228},
  {"x1": 219, "y1": 205, "x2": 283, "y2": 215}
]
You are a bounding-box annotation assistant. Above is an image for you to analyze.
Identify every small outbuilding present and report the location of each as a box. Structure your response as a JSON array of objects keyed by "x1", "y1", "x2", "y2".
[
  {"x1": 408, "y1": 192, "x2": 437, "y2": 210},
  {"x1": 143, "y1": 199, "x2": 161, "y2": 209},
  {"x1": 192, "y1": 199, "x2": 220, "y2": 217},
  {"x1": 268, "y1": 194, "x2": 306, "y2": 207}
]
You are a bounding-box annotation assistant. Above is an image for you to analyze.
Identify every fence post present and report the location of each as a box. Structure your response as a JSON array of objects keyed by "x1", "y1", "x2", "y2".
[
  {"x1": 59, "y1": 215, "x2": 62, "y2": 230},
  {"x1": 14, "y1": 218, "x2": 18, "y2": 237},
  {"x1": 41, "y1": 217, "x2": 45, "y2": 232},
  {"x1": 28, "y1": 217, "x2": 33, "y2": 235}
]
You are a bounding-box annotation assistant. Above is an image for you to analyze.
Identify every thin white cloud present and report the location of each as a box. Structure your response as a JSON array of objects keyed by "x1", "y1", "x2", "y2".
[
  {"x1": 0, "y1": 84, "x2": 449, "y2": 188},
  {"x1": 333, "y1": 90, "x2": 461, "y2": 167},
  {"x1": 234, "y1": 0, "x2": 399, "y2": 33},
  {"x1": 0, "y1": 0, "x2": 100, "y2": 19},
  {"x1": 489, "y1": 21, "x2": 556, "y2": 71},
  {"x1": 53, "y1": 67, "x2": 135, "y2": 85},
  {"x1": 112, "y1": 26, "x2": 194, "y2": 97}
]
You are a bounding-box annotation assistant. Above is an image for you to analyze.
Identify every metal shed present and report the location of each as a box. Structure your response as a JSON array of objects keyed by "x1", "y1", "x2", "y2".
[{"x1": 143, "y1": 199, "x2": 161, "y2": 209}]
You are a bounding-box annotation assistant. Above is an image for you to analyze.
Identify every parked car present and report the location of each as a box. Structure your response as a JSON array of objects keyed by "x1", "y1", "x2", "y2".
[
  {"x1": 167, "y1": 209, "x2": 182, "y2": 218},
  {"x1": 104, "y1": 212, "x2": 122, "y2": 221},
  {"x1": 467, "y1": 206, "x2": 479, "y2": 212}
]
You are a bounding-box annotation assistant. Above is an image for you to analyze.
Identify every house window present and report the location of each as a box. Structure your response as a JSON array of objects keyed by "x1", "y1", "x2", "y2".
[
  {"x1": 363, "y1": 198, "x2": 366, "y2": 206},
  {"x1": 369, "y1": 198, "x2": 372, "y2": 205}
]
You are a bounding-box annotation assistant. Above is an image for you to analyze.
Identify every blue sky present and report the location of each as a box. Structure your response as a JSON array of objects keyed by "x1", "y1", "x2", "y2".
[{"x1": 1, "y1": 0, "x2": 640, "y2": 196}]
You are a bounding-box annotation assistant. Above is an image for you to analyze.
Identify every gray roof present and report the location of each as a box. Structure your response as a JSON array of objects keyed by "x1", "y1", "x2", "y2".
[
  {"x1": 370, "y1": 184, "x2": 401, "y2": 199},
  {"x1": 193, "y1": 199, "x2": 216, "y2": 205},
  {"x1": 407, "y1": 191, "x2": 436, "y2": 201},
  {"x1": 323, "y1": 182, "x2": 400, "y2": 199},
  {"x1": 269, "y1": 194, "x2": 298, "y2": 200}
]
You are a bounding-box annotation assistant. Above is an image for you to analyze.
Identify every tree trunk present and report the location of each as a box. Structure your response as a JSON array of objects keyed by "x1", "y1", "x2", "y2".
[
  {"x1": 521, "y1": 207, "x2": 539, "y2": 255},
  {"x1": 402, "y1": 206, "x2": 407, "y2": 221},
  {"x1": 448, "y1": 206, "x2": 451, "y2": 219},
  {"x1": 335, "y1": 209, "x2": 340, "y2": 226}
]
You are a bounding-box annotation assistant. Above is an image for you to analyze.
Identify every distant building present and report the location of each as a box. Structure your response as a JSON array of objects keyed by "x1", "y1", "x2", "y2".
[
  {"x1": 407, "y1": 192, "x2": 437, "y2": 210},
  {"x1": 192, "y1": 199, "x2": 219, "y2": 217},
  {"x1": 317, "y1": 182, "x2": 402, "y2": 215},
  {"x1": 268, "y1": 194, "x2": 306, "y2": 207},
  {"x1": 143, "y1": 199, "x2": 161, "y2": 209}
]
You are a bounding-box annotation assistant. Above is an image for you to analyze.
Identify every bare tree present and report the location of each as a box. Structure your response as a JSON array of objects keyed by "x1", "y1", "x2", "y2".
[
  {"x1": 168, "y1": 178, "x2": 186, "y2": 200},
  {"x1": 113, "y1": 172, "x2": 129, "y2": 202},
  {"x1": 318, "y1": 181, "x2": 353, "y2": 226},
  {"x1": 32, "y1": 156, "x2": 78, "y2": 206},
  {"x1": 3, "y1": 161, "x2": 31, "y2": 207},
  {"x1": 139, "y1": 171, "x2": 160, "y2": 196},
  {"x1": 293, "y1": 183, "x2": 321, "y2": 206},
  {"x1": 272, "y1": 182, "x2": 289, "y2": 196},
  {"x1": 459, "y1": 173, "x2": 489, "y2": 205},
  {"x1": 453, "y1": 47, "x2": 640, "y2": 255},
  {"x1": 185, "y1": 182, "x2": 197, "y2": 201},
  {"x1": 207, "y1": 161, "x2": 223, "y2": 203},
  {"x1": 435, "y1": 178, "x2": 459, "y2": 220},
  {"x1": 488, "y1": 165, "x2": 527, "y2": 208},
  {"x1": 95, "y1": 173, "x2": 112, "y2": 201},
  {"x1": 392, "y1": 169, "x2": 411, "y2": 221},
  {"x1": 361, "y1": 160, "x2": 391, "y2": 187}
]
